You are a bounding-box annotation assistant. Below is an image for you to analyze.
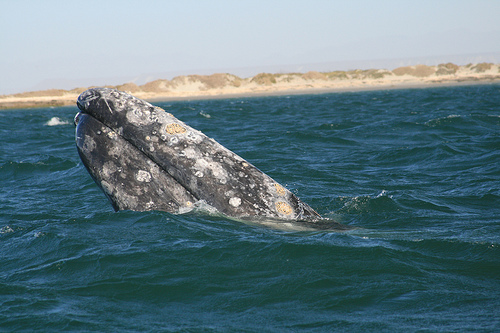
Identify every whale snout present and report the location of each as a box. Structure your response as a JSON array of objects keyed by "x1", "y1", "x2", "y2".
[{"x1": 77, "y1": 88, "x2": 101, "y2": 113}]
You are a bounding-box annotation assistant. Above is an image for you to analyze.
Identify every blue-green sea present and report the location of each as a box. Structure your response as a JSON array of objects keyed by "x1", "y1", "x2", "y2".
[{"x1": 1, "y1": 84, "x2": 499, "y2": 332}]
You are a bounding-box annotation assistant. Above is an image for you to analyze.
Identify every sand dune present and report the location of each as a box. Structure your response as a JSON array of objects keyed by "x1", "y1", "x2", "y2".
[{"x1": 1, "y1": 63, "x2": 499, "y2": 109}]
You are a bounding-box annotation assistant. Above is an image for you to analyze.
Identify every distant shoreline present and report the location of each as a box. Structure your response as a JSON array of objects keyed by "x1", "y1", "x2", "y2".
[
  {"x1": 146, "y1": 79, "x2": 500, "y2": 103},
  {"x1": 1, "y1": 63, "x2": 499, "y2": 110}
]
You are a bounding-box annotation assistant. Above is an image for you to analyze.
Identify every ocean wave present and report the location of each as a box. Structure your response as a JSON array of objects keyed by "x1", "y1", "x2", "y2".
[{"x1": 44, "y1": 117, "x2": 70, "y2": 126}]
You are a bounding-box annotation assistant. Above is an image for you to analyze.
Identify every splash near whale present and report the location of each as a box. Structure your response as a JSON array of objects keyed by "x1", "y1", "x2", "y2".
[{"x1": 75, "y1": 88, "x2": 350, "y2": 229}]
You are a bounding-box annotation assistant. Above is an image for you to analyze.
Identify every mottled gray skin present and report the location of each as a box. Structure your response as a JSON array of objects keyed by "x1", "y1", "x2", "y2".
[
  {"x1": 76, "y1": 87, "x2": 321, "y2": 220},
  {"x1": 75, "y1": 113, "x2": 196, "y2": 212}
]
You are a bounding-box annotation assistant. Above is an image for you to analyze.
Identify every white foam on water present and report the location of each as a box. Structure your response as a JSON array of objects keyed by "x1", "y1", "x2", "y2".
[{"x1": 45, "y1": 117, "x2": 69, "y2": 126}]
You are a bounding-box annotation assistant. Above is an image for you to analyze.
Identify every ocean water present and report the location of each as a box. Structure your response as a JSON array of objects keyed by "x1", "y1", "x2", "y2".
[{"x1": 1, "y1": 84, "x2": 499, "y2": 332}]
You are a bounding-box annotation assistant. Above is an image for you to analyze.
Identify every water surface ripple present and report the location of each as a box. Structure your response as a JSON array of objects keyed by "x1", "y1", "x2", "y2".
[{"x1": 1, "y1": 84, "x2": 499, "y2": 331}]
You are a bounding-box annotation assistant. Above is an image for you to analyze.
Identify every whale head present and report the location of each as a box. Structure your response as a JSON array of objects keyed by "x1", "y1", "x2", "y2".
[{"x1": 73, "y1": 88, "x2": 356, "y2": 232}]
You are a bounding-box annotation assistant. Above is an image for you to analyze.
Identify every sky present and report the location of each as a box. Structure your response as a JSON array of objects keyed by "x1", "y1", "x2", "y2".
[{"x1": 1, "y1": 0, "x2": 499, "y2": 95}]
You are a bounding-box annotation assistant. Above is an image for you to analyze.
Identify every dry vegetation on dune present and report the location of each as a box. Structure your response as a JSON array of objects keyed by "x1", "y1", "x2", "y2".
[
  {"x1": 393, "y1": 64, "x2": 436, "y2": 77},
  {"x1": 469, "y1": 62, "x2": 493, "y2": 73},
  {"x1": 250, "y1": 73, "x2": 277, "y2": 85},
  {"x1": 1, "y1": 63, "x2": 499, "y2": 109},
  {"x1": 436, "y1": 63, "x2": 460, "y2": 75}
]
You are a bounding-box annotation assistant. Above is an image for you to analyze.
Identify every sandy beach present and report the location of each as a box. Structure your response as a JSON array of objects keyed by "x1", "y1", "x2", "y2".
[{"x1": 1, "y1": 62, "x2": 499, "y2": 110}]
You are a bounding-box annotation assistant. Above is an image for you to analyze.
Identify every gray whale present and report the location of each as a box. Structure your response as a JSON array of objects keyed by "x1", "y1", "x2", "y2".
[{"x1": 75, "y1": 88, "x2": 351, "y2": 229}]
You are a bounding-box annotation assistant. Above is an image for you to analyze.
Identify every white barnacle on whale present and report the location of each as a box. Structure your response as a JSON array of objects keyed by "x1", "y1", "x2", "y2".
[
  {"x1": 180, "y1": 147, "x2": 197, "y2": 159},
  {"x1": 229, "y1": 197, "x2": 242, "y2": 207},
  {"x1": 107, "y1": 131, "x2": 117, "y2": 139},
  {"x1": 186, "y1": 130, "x2": 203, "y2": 143},
  {"x1": 193, "y1": 157, "x2": 229, "y2": 181},
  {"x1": 125, "y1": 108, "x2": 154, "y2": 126},
  {"x1": 136, "y1": 170, "x2": 152, "y2": 182}
]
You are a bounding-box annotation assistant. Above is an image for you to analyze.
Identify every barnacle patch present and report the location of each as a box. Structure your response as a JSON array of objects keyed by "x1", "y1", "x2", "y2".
[
  {"x1": 165, "y1": 123, "x2": 187, "y2": 134},
  {"x1": 274, "y1": 184, "x2": 287, "y2": 196},
  {"x1": 276, "y1": 201, "x2": 293, "y2": 215}
]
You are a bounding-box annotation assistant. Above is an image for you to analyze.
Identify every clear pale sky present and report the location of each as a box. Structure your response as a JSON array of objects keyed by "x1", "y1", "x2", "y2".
[{"x1": 1, "y1": 0, "x2": 499, "y2": 94}]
